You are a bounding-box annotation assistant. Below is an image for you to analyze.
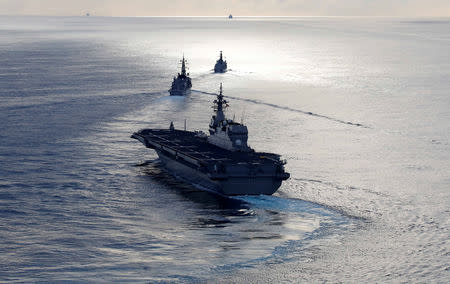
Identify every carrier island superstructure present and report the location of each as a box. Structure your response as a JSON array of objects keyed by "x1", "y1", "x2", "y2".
[{"x1": 132, "y1": 84, "x2": 290, "y2": 195}]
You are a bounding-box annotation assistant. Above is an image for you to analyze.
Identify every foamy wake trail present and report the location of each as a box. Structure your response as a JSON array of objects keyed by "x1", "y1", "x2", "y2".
[{"x1": 192, "y1": 90, "x2": 370, "y2": 128}]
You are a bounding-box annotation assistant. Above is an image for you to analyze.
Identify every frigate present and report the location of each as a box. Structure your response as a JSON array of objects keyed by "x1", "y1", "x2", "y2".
[
  {"x1": 214, "y1": 51, "x2": 228, "y2": 73},
  {"x1": 169, "y1": 56, "x2": 192, "y2": 96},
  {"x1": 132, "y1": 84, "x2": 290, "y2": 195}
]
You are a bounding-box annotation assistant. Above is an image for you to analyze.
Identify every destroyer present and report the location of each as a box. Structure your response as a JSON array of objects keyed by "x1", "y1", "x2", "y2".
[
  {"x1": 169, "y1": 56, "x2": 192, "y2": 96},
  {"x1": 214, "y1": 51, "x2": 227, "y2": 73},
  {"x1": 132, "y1": 84, "x2": 290, "y2": 195}
]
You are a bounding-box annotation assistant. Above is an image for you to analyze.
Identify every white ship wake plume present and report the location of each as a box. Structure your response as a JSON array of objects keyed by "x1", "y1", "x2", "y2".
[{"x1": 192, "y1": 90, "x2": 370, "y2": 128}]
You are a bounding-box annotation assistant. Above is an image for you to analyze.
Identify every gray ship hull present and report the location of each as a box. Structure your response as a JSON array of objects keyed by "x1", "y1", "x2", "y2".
[
  {"x1": 214, "y1": 63, "x2": 227, "y2": 73},
  {"x1": 156, "y1": 150, "x2": 281, "y2": 195},
  {"x1": 169, "y1": 88, "x2": 191, "y2": 96}
]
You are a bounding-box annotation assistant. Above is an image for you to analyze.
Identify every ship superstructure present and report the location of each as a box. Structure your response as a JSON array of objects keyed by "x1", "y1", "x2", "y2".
[
  {"x1": 214, "y1": 51, "x2": 228, "y2": 73},
  {"x1": 208, "y1": 84, "x2": 250, "y2": 151},
  {"x1": 169, "y1": 56, "x2": 192, "y2": 96},
  {"x1": 132, "y1": 84, "x2": 289, "y2": 195}
]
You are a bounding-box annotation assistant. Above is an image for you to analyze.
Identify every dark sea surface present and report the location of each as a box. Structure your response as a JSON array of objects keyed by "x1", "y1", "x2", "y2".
[{"x1": 0, "y1": 16, "x2": 449, "y2": 283}]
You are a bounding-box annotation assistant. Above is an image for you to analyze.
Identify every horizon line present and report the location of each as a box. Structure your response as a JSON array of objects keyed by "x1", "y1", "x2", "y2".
[{"x1": 1, "y1": 14, "x2": 450, "y2": 18}]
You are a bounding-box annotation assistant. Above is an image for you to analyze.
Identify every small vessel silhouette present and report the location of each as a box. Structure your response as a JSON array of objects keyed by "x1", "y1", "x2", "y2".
[
  {"x1": 214, "y1": 51, "x2": 228, "y2": 73},
  {"x1": 169, "y1": 56, "x2": 192, "y2": 96}
]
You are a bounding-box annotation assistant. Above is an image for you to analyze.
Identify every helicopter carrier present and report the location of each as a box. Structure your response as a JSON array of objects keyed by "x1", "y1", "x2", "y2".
[
  {"x1": 169, "y1": 56, "x2": 192, "y2": 96},
  {"x1": 132, "y1": 84, "x2": 290, "y2": 195}
]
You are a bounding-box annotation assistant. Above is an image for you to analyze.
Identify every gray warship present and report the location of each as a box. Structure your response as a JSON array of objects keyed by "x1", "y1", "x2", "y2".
[
  {"x1": 169, "y1": 56, "x2": 192, "y2": 96},
  {"x1": 132, "y1": 84, "x2": 290, "y2": 195},
  {"x1": 214, "y1": 51, "x2": 228, "y2": 73}
]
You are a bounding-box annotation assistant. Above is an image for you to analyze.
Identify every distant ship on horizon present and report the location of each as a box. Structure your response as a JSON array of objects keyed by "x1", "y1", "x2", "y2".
[{"x1": 229, "y1": 14, "x2": 233, "y2": 19}]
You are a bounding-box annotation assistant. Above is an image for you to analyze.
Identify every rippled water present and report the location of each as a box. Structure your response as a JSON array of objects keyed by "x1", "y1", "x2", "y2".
[{"x1": 0, "y1": 16, "x2": 449, "y2": 282}]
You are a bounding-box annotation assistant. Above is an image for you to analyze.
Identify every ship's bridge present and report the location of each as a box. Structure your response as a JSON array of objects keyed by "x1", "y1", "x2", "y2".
[{"x1": 208, "y1": 84, "x2": 251, "y2": 152}]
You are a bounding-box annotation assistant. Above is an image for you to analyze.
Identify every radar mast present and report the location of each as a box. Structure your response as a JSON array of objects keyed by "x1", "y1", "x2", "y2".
[
  {"x1": 181, "y1": 55, "x2": 187, "y2": 76},
  {"x1": 213, "y1": 83, "x2": 228, "y2": 122}
]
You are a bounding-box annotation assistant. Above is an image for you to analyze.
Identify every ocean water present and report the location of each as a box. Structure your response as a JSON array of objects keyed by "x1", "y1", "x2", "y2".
[{"x1": 0, "y1": 16, "x2": 449, "y2": 283}]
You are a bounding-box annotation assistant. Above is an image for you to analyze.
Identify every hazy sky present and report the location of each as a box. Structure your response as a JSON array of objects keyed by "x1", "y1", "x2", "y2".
[{"x1": 0, "y1": 0, "x2": 448, "y2": 17}]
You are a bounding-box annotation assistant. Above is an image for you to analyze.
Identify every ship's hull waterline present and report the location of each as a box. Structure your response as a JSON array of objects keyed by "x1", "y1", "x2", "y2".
[
  {"x1": 156, "y1": 150, "x2": 282, "y2": 196},
  {"x1": 169, "y1": 88, "x2": 191, "y2": 96}
]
